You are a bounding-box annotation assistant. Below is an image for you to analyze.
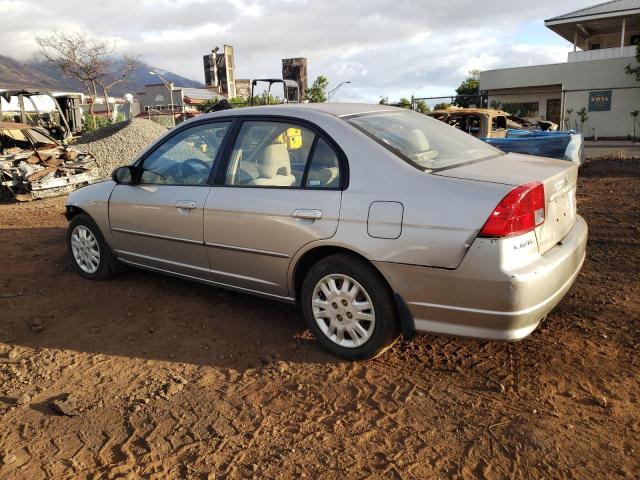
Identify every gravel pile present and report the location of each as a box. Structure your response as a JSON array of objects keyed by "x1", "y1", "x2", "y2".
[{"x1": 74, "y1": 118, "x2": 168, "y2": 179}]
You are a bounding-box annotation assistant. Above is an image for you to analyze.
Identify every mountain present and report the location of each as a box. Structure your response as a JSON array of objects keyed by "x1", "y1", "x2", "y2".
[
  {"x1": 0, "y1": 54, "x2": 204, "y2": 96},
  {"x1": 0, "y1": 54, "x2": 75, "y2": 91}
]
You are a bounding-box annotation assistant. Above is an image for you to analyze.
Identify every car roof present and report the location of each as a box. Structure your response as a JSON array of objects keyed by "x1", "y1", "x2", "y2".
[{"x1": 208, "y1": 102, "x2": 402, "y2": 119}]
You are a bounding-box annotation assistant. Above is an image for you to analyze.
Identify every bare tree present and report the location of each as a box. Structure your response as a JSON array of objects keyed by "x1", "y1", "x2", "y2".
[
  {"x1": 36, "y1": 31, "x2": 139, "y2": 128},
  {"x1": 97, "y1": 55, "x2": 140, "y2": 119}
]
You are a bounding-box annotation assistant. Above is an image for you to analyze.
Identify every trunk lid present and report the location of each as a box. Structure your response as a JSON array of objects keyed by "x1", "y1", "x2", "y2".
[{"x1": 434, "y1": 153, "x2": 579, "y2": 254}]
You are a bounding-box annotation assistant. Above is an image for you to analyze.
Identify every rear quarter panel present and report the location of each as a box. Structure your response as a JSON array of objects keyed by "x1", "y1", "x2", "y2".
[{"x1": 302, "y1": 113, "x2": 514, "y2": 269}]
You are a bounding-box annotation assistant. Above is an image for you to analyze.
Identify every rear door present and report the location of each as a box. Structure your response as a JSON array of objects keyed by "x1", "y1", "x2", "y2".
[
  {"x1": 204, "y1": 118, "x2": 344, "y2": 297},
  {"x1": 109, "y1": 120, "x2": 232, "y2": 277}
]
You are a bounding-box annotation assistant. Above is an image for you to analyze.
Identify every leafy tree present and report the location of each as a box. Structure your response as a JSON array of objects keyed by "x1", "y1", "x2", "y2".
[
  {"x1": 454, "y1": 70, "x2": 485, "y2": 108},
  {"x1": 305, "y1": 75, "x2": 329, "y2": 103},
  {"x1": 625, "y1": 43, "x2": 640, "y2": 81},
  {"x1": 379, "y1": 96, "x2": 389, "y2": 105},
  {"x1": 398, "y1": 97, "x2": 412, "y2": 109},
  {"x1": 415, "y1": 100, "x2": 430, "y2": 114},
  {"x1": 251, "y1": 92, "x2": 280, "y2": 105},
  {"x1": 229, "y1": 97, "x2": 248, "y2": 108},
  {"x1": 197, "y1": 98, "x2": 219, "y2": 112}
]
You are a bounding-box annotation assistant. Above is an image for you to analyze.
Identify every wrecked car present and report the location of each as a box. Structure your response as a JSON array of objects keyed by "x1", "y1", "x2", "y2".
[
  {"x1": 0, "y1": 122, "x2": 98, "y2": 201},
  {"x1": 428, "y1": 108, "x2": 582, "y2": 163},
  {"x1": 0, "y1": 89, "x2": 81, "y2": 141}
]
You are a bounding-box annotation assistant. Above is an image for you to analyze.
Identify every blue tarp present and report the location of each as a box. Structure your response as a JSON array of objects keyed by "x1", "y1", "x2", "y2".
[{"x1": 482, "y1": 129, "x2": 572, "y2": 159}]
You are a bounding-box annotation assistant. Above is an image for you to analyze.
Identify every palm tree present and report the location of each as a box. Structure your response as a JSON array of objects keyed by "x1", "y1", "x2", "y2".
[{"x1": 577, "y1": 108, "x2": 588, "y2": 133}]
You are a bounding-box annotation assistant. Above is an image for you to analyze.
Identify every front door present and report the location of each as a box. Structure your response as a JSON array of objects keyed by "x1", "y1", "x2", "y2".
[
  {"x1": 204, "y1": 119, "x2": 344, "y2": 297},
  {"x1": 109, "y1": 121, "x2": 232, "y2": 278}
]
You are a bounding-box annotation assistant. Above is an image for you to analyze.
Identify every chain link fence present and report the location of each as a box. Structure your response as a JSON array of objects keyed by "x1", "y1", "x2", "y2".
[{"x1": 412, "y1": 86, "x2": 640, "y2": 138}]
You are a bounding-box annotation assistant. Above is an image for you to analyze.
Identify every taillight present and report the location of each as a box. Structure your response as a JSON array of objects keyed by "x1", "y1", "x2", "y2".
[{"x1": 479, "y1": 181, "x2": 545, "y2": 238}]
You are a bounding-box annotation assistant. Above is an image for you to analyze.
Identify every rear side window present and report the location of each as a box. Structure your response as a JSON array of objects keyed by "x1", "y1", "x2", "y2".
[
  {"x1": 224, "y1": 120, "x2": 341, "y2": 189},
  {"x1": 225, "y1": 121, "x2": 315, "y2": 187},
  {"x1": 305, "y1": 138, "x2": 341, "y2": 189}
]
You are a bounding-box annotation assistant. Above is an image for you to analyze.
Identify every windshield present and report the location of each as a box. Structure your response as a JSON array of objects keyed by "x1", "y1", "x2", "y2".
[{"x1": 346, "y1": 110, "x2": 503, "y2": 171}]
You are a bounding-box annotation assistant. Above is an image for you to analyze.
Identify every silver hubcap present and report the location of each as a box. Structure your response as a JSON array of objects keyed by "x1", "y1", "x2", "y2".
[
  {"x1": 312, "y1": 274, "x2": 375, "y2": 349},
  {"x1": 71, "y1": 225, "x2": 100, "y2": 274}
]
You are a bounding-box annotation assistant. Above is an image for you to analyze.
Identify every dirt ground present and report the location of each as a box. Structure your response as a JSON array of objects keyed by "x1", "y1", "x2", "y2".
[{"x1": 0, "y1": 158, "x2": 638, "y2": 479}]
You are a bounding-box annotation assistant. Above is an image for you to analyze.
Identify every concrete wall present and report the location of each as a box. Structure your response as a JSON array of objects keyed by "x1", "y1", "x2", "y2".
[
  {"x1": 563, "y1": 88, "x2": 640, "y2": 137},
  {"x1": 480, "y1": 56, "x2": 640, "y2": 137}
]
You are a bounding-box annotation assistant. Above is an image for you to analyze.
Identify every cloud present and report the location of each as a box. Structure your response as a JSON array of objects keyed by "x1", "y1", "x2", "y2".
[{"x1": 1, "y1": 0, "x2": 591, "y2": 101}]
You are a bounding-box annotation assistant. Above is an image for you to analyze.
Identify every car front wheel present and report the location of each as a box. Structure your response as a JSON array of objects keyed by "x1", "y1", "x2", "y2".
[
  {"x1": 67, "y1": 214, "x2": 115, "y2": 280},
  {"x1": 301, "y1": 254, "x2": 400, "y2": 360}
]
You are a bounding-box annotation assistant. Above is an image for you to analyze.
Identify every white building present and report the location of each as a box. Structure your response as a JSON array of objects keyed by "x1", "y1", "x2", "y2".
[{"x1": 480, "y1": 0, "x2": 640, "y2": 138}]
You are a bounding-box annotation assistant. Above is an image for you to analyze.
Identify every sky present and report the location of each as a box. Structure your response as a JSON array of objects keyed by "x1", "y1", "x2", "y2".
[{"x1": 1, "y1": 0, "x2": 595, "y2": 102}]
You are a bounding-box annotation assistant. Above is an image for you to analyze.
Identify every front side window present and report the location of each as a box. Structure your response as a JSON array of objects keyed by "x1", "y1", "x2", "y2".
[
  {"x1": 346, "y1": 110, "x2": 502, "y2": 172},
  {"x1": 225, "y1": 121, "x2": 315, "y2": 187},
  {"x1": 140, "y1": 121, "x2": 231, "y2": 185}
]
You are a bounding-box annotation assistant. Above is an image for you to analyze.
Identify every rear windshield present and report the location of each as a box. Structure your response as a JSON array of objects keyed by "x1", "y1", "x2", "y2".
[{"x1": 345, "y1": 110, "x2": 503, "y2": 172}]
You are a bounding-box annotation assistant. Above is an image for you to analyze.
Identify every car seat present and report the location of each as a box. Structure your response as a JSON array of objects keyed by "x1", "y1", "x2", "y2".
[
  {"x1": 306, "y1": 142, "x2": 340, "y2": 188},
  {"x1": 407, "y1": 129, "x2": 439, "y2": 164},
  {"x1": 249, "y1": 142, "x2": 297, "y2": 186}
]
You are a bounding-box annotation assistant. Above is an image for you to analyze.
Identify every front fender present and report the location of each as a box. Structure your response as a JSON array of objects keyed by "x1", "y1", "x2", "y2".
[{"x1": 65, "y1": 180, "x2": 116, "y2": 244}]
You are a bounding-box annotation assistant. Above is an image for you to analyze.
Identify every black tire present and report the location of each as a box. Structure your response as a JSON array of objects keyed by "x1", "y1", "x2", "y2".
[
  {"x1": 66, "y1": 213, "x2": 115, "y2": 280},
  {"x1": 301, "y1": 253, "x2": 400, "y2": 360}
]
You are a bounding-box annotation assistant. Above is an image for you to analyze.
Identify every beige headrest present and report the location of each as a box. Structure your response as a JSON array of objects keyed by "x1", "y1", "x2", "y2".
[
  {"x1": 407, "y1": 128, "x2": 430, "y2": 151},
  {"x1": 259, "y1": 143, "x2": 291, "y2": 178}
]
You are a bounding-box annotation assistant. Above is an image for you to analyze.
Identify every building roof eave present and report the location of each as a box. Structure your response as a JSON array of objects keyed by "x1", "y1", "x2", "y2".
[{"x1": 545, "y1": 8, "x2": 640, "y2": 26}]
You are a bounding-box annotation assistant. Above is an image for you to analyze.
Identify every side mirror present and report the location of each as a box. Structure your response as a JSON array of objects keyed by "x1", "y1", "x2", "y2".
[{"x1": 112, "y1": 166, "x2": 135, "y2": 184}]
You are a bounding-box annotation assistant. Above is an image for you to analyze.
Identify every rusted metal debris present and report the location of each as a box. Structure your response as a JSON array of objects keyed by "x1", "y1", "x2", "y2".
[
  {"x1": 428, "y1": 107, "x2": 558, "y2": 138},
  {"x1": 0, "y1": 121, "x2": 98, "y2": 201}
]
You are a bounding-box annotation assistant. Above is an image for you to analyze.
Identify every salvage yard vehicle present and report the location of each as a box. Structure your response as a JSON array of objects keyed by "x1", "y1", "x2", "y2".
[
  {"x1": 0, "y1": 89, "x2": 80, "y2": 141},
  {"x1": 428, "y1": 107, "x2": 583, "y2": 163},
  {"x1": 0, "y1": 122, "x2": 98, "y2": 201},
  {"x1": 64, "y1": 104, "x2": 587, "y2": 360}
]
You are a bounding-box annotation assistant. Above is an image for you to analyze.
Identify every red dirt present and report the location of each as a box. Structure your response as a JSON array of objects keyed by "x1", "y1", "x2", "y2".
[{"x1": 0, "y1": 158, "x2": 638, "y2": 479}]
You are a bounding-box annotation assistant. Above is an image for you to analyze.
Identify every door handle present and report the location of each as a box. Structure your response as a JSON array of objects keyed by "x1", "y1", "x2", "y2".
[
  {"x1": 292, "y1": 209, "x2": 323, "y2": 220},
  {"x1": 176, "y1": 200, "x2": 196, "y2": 210}
]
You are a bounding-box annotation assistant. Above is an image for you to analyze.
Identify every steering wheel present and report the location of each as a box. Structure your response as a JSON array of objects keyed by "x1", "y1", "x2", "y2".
[{"x1": 179, "y1": 158, "x2": 210, "y2": 182}]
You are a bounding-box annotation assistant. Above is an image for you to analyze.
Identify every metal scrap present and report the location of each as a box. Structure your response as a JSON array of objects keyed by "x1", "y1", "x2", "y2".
[{"x1": 1, "y1": 121, "x2": 99, "y2": 201}]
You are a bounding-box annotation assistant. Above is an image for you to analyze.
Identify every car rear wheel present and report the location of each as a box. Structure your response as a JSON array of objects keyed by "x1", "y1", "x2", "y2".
[
  {"x1": 67, "y1": 214, "x2": 115, "y2": 280},
  {"x1": 301, "y1": 254, "x2": 400, "y2": 360}
]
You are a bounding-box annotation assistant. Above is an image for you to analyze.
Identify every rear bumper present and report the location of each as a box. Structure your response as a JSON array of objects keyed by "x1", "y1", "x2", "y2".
[{"x1": 375, "y1": 215, "x2": 588, "y2": 341}]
